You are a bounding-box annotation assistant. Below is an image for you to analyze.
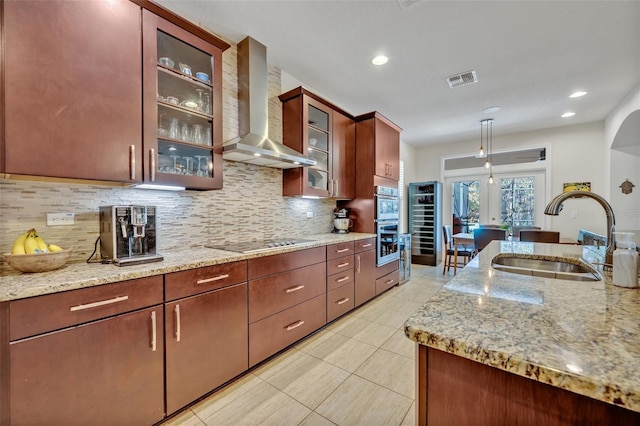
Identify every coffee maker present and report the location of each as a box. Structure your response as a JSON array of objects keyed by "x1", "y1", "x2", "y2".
[
  {"x1": 99, "y1": 206, "x2": 163, "y2": 266},
  {"x1": 333, "y1": 208, "x2": 353, "y2": 234}
]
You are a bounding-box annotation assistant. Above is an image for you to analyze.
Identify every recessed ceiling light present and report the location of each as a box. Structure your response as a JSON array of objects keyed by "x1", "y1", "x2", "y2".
[
  {"x1": 483, "y1": 106, "x2": 501, "y2": 114},
  {"x1": 372, "y1": 55, "x2": 388, "y2": 65},
  {"x1": 569, "y1": 91, "x2": 587, "y2": 98},
  {"x1": 561, "y1": 112, "x2": 576, "y2": 118}
]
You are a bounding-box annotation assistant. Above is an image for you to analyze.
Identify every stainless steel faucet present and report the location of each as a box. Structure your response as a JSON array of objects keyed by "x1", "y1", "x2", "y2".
[{"x1": 544, "y1": 190, "x2": 616, "y2": 265}]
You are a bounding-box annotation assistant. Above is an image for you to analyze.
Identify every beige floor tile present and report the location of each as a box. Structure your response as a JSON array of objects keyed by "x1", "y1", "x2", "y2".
[
  {"x1": 354, "y1": 348, "x2": 415, "y2": 398},
  {"x1": 200, "y1": 380, "x2": 311, "y2": 426},
  {"x1": 332, "y1": 316, "x2": 397, "y2": 347},
  {"x1": 298, "y1": 412, "x2": 337, "y2": 426},
  {"x1": 296, "y1": 332, "x2": 378, "y2": 373},
  {"x1": 161, "y1": 409, "x2": 205, "y2": 426},
  {"x1": 190, "y1": 373, "x2": 263, "y2": 420},
  {"x1": 400, "y1": 402, "x2": 416, "y2": 426},
  {"x1": 381, "y1": 328, "x2": 416, "y2": 359},
  {"x1": 315, "y1": 375, "x2": 412, "y2": 426},
  {"x1": 254, "y1": 348, "x2": 350, "y2": 409}
]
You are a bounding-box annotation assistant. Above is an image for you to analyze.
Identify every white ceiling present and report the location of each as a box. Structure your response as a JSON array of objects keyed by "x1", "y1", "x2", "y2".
[{"x1": 155, "y1": 0, "x2": 640, "y2": 148}]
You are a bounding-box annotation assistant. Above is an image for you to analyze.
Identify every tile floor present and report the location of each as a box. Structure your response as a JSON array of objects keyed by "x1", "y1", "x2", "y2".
[{"x1": 162, "y1": 264, "x2": 451, "y2": 426}]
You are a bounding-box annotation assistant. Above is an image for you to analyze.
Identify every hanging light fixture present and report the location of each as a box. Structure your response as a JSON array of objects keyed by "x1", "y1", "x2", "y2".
[{"x1": 480, "y1": 119, "x2": 495, "y2": 184}]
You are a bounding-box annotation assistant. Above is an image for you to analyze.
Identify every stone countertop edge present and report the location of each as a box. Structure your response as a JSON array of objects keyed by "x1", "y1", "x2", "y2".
[
  {"x1": 404, "y1": 240, "x2": 640, "y2": 413},
  {"x1": 0, "y1": 233, "x2": 376, "y2": 302}
]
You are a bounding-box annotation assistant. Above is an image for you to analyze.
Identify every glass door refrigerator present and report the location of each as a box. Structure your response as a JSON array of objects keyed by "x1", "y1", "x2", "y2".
[{"x1": 408, "y1": 182, "x2": 442, "y2": 266}]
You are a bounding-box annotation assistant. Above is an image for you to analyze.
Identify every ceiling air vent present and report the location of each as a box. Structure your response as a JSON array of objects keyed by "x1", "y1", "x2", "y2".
[{"x1": 446, "y1": 70, "x2": 478, "y2": 88}]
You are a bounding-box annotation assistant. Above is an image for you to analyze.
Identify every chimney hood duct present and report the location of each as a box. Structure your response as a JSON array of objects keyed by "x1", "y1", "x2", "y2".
[{"x1": 223, "y1": 37, "x2": 316, "y2": 169}]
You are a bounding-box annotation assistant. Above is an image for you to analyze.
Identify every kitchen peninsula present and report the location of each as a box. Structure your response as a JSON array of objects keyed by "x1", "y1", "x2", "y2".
[{"x1": 404, "y1": 241, "x2": 640, "y2": 425}]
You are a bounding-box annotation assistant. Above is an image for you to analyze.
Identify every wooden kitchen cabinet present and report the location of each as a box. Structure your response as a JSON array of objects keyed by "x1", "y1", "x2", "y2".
[
  {"x1": 355, "y1": 112, "x2": 401, "y2": 182},
  {"x1": 355, "y1": 240, "x2": 377, "y2": 307},
  {"x1": 376, "y1": 269, "x2": 400, "y2": 295},
  {"x1": 280, "y1": 87, "x2": 355, "y2": 199},
  {"x1": 165, "y1": 283, "x2": 248, "y2": 414},
  {"x1": 7, "y1": 277, "x2": 165, "y2": 425},
  {"x1": 142, "y1": 10, "x2": 225, "y2": 190},
  {"x1": 2, "y1": 0, "x2": 142, "y2": 182}
]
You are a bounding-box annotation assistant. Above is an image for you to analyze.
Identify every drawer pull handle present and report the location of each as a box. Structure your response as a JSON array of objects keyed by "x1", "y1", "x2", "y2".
[
  {"x1": 285, "y1": 285, "x2": 305, "y2": 293},
  {"x1": 386, "y1": 279, "x2": 395, "y2": 285},
  {"x1": 285, "y1": 320, "x2": 305, "y2": 331},
  {"x1": 69, "y1": 295, "x2": 129, "y2": 312},
  {"x1": 337, "y1": 276, "x2": 350, "y2": 283},
  {"x1": 175, "y1": 304, "x2": 181, "y2": 343},
  {"x1": 197, "y1": 274, "x2": 229, "y2": 284},
  {"x1": 361, "y1": 243, "x2": 372, "y2": 248},
  {"x1": 150, "y1": 311, "x2": 157, "y2": 352},
  {"x1": 336, "y1": 248, "x2": 350, "y2": 253},
  {"x1": 337, "y1": 262, "x2": 350, "y2": 268},
  {"x1": 337, "y1": 297, "x2": 350, "y2": 305}
]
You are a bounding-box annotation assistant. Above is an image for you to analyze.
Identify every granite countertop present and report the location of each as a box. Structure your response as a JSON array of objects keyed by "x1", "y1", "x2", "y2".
[
  {"x1": 0, "y1": 233, "x2": 375, "y2": 302},
  {"x1": 404, "y1": 240, "x2": 640, "y2": 413}
]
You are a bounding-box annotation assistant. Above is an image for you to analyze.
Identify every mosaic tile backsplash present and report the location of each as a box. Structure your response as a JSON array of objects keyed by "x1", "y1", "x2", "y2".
[{"x1": 0, "y1": 43, "x2": 337, "y2": 264}]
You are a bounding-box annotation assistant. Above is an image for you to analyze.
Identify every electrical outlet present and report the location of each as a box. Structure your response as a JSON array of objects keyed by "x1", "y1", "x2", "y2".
[
  {"x1": 47, "y1": 212, "x2": 75, "y2": 226},
  {"x1": 306, "y1": 211, "x2": 314, "y2": 218}
]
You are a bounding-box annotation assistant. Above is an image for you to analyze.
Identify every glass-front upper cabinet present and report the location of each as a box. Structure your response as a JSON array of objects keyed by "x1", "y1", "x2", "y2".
[
  {"x1": 306, "y1": 103, "x2": 331, "y2": 194},
  {"x1": 142, "y1": 10, "x2": 226, "y2": 190}
]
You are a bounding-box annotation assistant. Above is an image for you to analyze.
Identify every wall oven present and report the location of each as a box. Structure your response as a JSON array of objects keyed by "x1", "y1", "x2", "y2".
[{"x1": 375, "y1": 186, "x2": 400, "y2": 266}]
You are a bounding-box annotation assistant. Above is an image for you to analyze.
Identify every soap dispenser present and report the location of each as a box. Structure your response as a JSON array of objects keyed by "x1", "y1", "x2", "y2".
[{"x1": 612, "y1": 232, "x2": 639, "y2": 288}]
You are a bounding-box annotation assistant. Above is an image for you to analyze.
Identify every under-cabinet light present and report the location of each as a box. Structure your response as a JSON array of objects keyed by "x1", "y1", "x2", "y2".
[{"x1": 134, "y1": 184, "x2": 186, "y2": 191}]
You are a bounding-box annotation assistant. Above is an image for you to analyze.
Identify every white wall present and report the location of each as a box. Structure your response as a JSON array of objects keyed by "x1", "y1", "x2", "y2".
[{"x1": 406, "y1": 121, "x2": 609, "y2": 240}]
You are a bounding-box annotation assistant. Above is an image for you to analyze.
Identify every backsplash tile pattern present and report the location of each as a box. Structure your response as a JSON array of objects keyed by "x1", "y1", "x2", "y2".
[{"x1": 0, "y1": 43, "x2": 336, "y2": 265}]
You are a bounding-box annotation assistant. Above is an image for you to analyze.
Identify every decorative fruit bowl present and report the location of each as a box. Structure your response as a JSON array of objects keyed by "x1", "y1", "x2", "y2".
[{"x1": 2, "y1": 249, "x2": 72, "y2": 273}]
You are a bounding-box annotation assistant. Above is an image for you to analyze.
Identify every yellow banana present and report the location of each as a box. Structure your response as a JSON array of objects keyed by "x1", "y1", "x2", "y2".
[
  {"x1": 11, "y1": 229, "x2": 33, "y2": 254},
  {"x1": 47, "y1": 244, "x2": 64, "y2": 252},
  {"x1": 35, "y1": 235, "x2": 49, "y2": 252},
  {"x1": 24, "y1": 231, "x2": 39, "y2": 254}
]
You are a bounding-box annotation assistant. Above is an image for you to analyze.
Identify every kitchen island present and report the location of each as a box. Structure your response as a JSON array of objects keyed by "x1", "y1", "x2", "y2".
[{"x1": 404, "y1": 240, "x2": 640, "y2": 425}]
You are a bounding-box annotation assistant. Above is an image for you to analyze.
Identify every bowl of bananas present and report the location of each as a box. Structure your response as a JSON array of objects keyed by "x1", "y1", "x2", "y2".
[{"x1": 3, "y1": 229, "x2": 72, "y2": 273}]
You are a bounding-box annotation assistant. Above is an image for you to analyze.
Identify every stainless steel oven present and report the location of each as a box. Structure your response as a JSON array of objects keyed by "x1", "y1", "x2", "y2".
[{"x1": 375, "y1": 186, "x2": 400, "y2": 265}]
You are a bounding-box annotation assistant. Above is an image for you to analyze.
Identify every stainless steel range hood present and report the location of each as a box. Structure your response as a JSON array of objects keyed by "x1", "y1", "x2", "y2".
[{"x1": 223, "y1": 37, "x2": 316, "y2": 169}]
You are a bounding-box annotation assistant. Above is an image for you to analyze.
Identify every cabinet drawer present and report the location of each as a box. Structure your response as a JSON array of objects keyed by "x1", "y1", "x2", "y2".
[
  {"x1": 10, "y1": 276, "x2": 163, "y2": 341},
  {"x1": 327, "y1": 269, "x2": 354, "y2": 292},
  {"x1": 248, "y1": 246, "x2": 325, "y2": 280},
  {"x1": 249, "y1": 294, "x2": 326, "y2": 367},
  {"x1": 327, "y1": 241, "x2": 355, "y2": 260},
  {"x1": 249, "y1": 262, "x2": 326, "y2": 323},
  {"x1": 375, "y1": 270, "x2": 400, "y2": 295},
  {"x1": 165, "y1": 260, "x2": 247, "y2": 301},
  {"x1": 355, "y1": 238, "x2": 376, "y2": 253},
  {"x1": 327, "y1": 254, "x2": 355, "y2": 276},
  {"x1": 327, "y1": 282, "x2": 355, "y2": 323}
]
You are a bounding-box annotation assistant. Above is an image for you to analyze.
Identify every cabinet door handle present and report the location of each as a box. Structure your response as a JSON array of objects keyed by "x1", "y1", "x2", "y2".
[
  {"x1": 175, "y1": 304, "x2": 181, "y2": 343},
  {"x1": 129, "y1": 145, "x2": 136, "y2": 180},
  {"x1": 150, "y1": 311, "x2": 157, "y2": 352},
  {"x1": 337, "y1": 262, "x2": 350, "y2": 268},
  {"x1": 361, "y1": 243, "x2": 373, "y2": 248},
  {"x1": 328, "y1": 178, "x2": 334, "y2": 197},
  {"x1": 336, "y1": 297, "x2": 350, "y2": 305},
  {"x1": 334, "y1": 179, "x2": 339, "y2": 197},
  {"x1": 150, "y1": 149, "x2": 156, "y2": 182},
  {"x1": 285, "y1": 284, "x2": 305, "y2": 293},
  {"x1": 337, "y1": 276, "x2": 350, "y2": 283},
  {"x1": 197, "y1": 274, "x2": 229, "y2": 284},
  {"x1": 356, "y1": 255, "x2": 361, "y2": 273},
  {"x1": 336, "y1": 248, "x2": 350, "y2": 253},
  {"x1": 285, "y1": 320, "x2": 305, "y2": 331},
  {"x1": 69, "y1": 295, "x2": 129, "y2": 312}
]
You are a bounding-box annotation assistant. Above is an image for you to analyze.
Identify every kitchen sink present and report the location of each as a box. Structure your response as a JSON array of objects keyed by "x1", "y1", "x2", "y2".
[{"x1": 491, "y1": 254, "x2": 602, "y2": 282}]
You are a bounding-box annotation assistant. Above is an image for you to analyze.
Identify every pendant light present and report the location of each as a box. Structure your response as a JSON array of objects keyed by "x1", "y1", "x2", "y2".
[{"x1": 480, "y1": 119, "x2": 495, "y2": 184}]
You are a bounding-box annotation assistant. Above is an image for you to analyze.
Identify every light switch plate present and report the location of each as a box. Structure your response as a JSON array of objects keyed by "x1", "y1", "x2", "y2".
[
  {"x1": 47, "y1": 212, "x2": 75, "y2": 226},
  {"x1": 306, "y1": 211, "x2": 314, "y2": 218}
]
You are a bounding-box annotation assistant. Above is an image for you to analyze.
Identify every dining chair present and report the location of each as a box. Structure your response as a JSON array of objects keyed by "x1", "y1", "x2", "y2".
[
  {"x1": 473, "y1": 228, "x2": 507, "y2": 254},
  {"x1": 512, "y1": 225, "x2": 541, "y2": 239},
  {"x1": 442, "y1": 225, "x2": 474, "y2": 274},
  {"x1": 519, "y1": 230, "x2": 560, "y2": 243}
]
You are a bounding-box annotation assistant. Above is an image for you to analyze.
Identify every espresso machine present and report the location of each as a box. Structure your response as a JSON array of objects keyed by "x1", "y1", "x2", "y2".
[
  {"x1": 333, "y1": 208, "x2": 353, "y2": 234},
  {"x1": 99, "y1": 206, "x2": 163, "y2": 266}
]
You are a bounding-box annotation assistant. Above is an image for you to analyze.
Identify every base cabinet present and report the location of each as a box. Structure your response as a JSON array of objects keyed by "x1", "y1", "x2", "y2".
[
  {"x1": 376, "y1": 270, "x2": 400, "y2": 295},
  {"x1": 165, "y1": 283, "x2": 248, "y2": 414},
  {"x1": 9, "y1": 306, "x2": 165, "y2": 426},
  {"x1": 355, "y1": 242, "x2": 377, "y2": 307}
]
